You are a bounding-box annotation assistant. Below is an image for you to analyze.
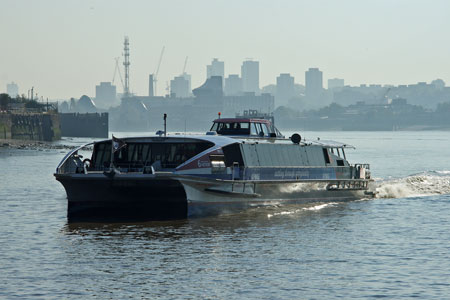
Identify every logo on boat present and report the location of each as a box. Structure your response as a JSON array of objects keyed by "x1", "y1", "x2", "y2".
[{"x1": 197, "y1": 160, "x2": 211, "y2": 168}]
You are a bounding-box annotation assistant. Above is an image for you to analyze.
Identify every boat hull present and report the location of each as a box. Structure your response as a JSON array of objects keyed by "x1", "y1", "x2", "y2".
[
  {"x1": 177, "y1": 177, "x2": 371, "y2": 217},
  {"x1": 55, "y1": 173, "x2": 372, "y2": 221},
  {"x1": 55, "y1": 173, "x2": 187, "y2": 222}
]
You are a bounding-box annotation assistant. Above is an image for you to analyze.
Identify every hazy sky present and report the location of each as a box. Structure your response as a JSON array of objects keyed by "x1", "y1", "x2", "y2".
[{"x1": 1, "y1": 0, "x2": 450, "y2": 99}]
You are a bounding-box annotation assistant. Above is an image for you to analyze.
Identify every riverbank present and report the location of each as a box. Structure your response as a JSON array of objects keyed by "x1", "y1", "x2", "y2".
[{"x1": 0, "y1": 138, "x2": 75, "y2": 150}]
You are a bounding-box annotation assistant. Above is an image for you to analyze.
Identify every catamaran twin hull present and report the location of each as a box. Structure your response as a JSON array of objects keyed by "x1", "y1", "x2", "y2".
[
  {"x1": 55, "y1": 117, "x2": 374, "y2": 221},
  {"x1": 55, "y1": 170, "x2": 372, "y2": 221}
]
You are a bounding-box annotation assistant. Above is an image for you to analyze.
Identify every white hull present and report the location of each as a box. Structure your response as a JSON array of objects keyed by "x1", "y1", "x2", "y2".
[{"x1": 176, "y1": 176, "x2": 371, "y2": 217}]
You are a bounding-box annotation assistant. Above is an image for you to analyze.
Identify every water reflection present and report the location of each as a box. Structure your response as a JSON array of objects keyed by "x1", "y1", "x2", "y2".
[{"x1": 62, "y1": 201, "x2": 359, "y2": 240}]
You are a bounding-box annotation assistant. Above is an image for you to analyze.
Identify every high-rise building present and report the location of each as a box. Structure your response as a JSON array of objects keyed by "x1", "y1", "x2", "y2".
[
  {"x1": 148, "y1": 74, "x2": 154, "y2": 97},
  {"x1": 170, "y1": 75, "x2": 190, "y2": 98},
  {"x1": 95, "y1": 82, "x2": 117, "y2": 108},
  {"x1": 181, "y1": 72, "x2": 192, "y2": 94},
  {"x1": 328, "y1": 78, "x2": 345, "y2": 90},
  {"x1": 276, "y1": 73, "x2": 295, "y2": 107},
  {"x1": 206, "y1": 58, "x2": 224, "y2": 82},
  {"x1": 224, "y1": 74, "x2": 242, "y2": 96},
  {"x1": 6, "y1": 82, "x2": 19, "y2": 97},
  {"x1": 305, "y1": 68, "x2": 323, "y2": 99},
  {"x1": 241, "y1": 60, "x2": 259, "y2": 94}
]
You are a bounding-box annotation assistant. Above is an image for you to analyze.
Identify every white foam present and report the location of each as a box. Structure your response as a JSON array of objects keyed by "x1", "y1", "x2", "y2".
[
  {"x1": 375, "y1": 172, "x2": 450, "y2": 199},
  {"x1": 267, "y1": 203, "x2": 336, "y2": 218},
  {"x1": 302, "y1": 203, "x2": 337, "y2": 211}
]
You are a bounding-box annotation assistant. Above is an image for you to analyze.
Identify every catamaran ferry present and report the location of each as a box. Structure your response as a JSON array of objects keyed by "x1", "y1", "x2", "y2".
[{"x1": 55, "y1": 116, "x2": 374, "y2": 221}]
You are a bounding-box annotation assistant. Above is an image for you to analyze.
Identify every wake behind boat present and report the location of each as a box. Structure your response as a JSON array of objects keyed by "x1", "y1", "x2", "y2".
[{"x1": 54, "y1": 116, "x2": 374, "y2": 221}]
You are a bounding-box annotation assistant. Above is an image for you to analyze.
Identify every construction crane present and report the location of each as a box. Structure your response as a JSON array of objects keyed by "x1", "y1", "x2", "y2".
[
  {"x1": 151, "y1": 46, "x2": 165, "y2": 96},
  {"x1": 381, "y1": 87, "x2": 391, "y2": 104},
  {"x1": 182, "y1": 56, "x2": 188, "y2": 74},
  {"x1": 112, "y1": 57, "x2": 125, "y2": 90}
]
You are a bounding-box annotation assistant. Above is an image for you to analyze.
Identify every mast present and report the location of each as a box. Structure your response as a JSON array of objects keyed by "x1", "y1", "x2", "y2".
[{"x1": 123, "y1": 36, "x2": 130, "y2": 97}]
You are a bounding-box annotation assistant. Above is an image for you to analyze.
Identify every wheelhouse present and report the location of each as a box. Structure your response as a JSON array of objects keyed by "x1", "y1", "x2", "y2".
[{"x1": 210, "y1": 118, "x2": 284, "y2": 138}]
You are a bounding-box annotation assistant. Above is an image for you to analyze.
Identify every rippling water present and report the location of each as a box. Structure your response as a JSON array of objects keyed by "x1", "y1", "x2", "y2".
[{"x1": 1, "y1": 131, "x2": 450, "y2": 299}]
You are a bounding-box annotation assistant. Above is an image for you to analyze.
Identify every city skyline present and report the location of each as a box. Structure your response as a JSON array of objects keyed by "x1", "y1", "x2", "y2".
[{"x1": 1, "y1": 0, "x2": 450, "y2": 99}]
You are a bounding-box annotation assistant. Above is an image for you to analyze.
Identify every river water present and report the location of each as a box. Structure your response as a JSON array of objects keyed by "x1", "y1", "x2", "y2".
[{"x1": 1, "y1": 131, "x2": 449, "y2": 299}]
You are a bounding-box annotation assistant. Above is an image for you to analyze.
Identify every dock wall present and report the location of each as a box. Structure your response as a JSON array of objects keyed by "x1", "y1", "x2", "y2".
[
  {"x1": 0, "y1": 113, "x2": 61, "y2": 141},
  {"x1": 60, "y1": 113, "x2": 108, "y2": 138}
]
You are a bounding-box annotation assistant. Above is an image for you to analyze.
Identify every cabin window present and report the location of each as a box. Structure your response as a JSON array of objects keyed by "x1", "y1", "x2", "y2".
[
  {"x1": 142, "y1": 144, "x2": 151, "y2": 164},
  {"x1": 256, "y1": 123, "x2": 263, "y2": 135},
  {"x1": 261, "y1": 124, "x2": 269, "y2": 136},
  {"x1": 210, "y1": 122, "x2": 219, "y2": 131},
  {"x1": 222, "y1": 143, "x2": 245, "y2": 167},
  {"x1": 93, "y1": 143, "x2": 110, "y2": 169},
  {"x1": 92, "y1": 141, "x2": 213, "y2": 171},
  {"x1": 323, "y1": 148, "x2": 331, "y2": 164},
  {"x1": 212, "y1": 122, "x2": 250, "y2": 135},
  {"x1": 250, "y1": 123, "x2": 258, "y2": 135},
  {"x1": 337, "y1": 160, "x2": 345, "y2": 166},
  {"x1": 127, "y1": 144, "x2": 137, "y2": 162}
]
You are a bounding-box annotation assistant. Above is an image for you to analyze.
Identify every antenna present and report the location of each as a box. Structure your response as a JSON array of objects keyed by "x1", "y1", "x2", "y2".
[
  {"x1": 152, "y1": 46, "x2": 165, "y2": 96},
  {"x1": 123, "y1": 36, "x2": 130, "y2": 97}
]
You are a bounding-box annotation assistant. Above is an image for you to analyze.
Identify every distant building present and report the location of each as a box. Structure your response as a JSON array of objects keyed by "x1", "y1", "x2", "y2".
[
  {"x1": 206, "y1": 58, "x2": 224, "y2": 86},
  {"x1": 170, "y1": 75, "x2": 190, "y2": 98},
  {"x1": 77, "y1": 95, "x2": 98, "y2": 113},
  {"x1": 305, "y1": 68, "x2": 323, "y2": 99},
  {"x1": 261, "y1": 84, "x2": 276, "y2": 96},
  {"x1": 95, "y1": 82, "x2": 116, "y2": 108},
  {"x1": 192, "y1": 76, "x2": 223, "y2": 98},
  {"x1": 431, "y1": 79, "x2": 445, "y2": 90},
  {"x1": 6, "y1": 82, "x2": 19, "y2": 97},
  {"x1": 241, "y1": 60, "x2": 259, "y2": 94},
  {"x1": 224, "y1": 74, "x2": 242, "y2": 96},
  {"x1": 276, "y1": 73, "x2": 295, "y2": 107},
  {"x1": 328, "y1": 78, "x2": 345, "y2": 90}
]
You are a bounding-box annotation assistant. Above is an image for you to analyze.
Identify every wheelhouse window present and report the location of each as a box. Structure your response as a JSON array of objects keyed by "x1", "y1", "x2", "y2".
[
  {"x1": 250, "y1": 123, "x2": 258, "y2": 135},
  {"x1": 211, "y1": 122, "x2": 250, "y2": 135},
  {"x1": 261, "y1": 123, "x2": 269, "y2": 136}
]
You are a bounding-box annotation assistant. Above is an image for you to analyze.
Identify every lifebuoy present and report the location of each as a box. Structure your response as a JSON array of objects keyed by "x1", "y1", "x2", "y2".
[{"x1": 83, "y1": 158, "x2": 92, "y2": 168}]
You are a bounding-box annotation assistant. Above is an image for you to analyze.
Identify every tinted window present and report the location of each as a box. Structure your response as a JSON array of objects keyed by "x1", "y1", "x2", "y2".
[
  {"x1": 214, "y1": 122, "x2": 250, "y2": 135},
  {"x1": 261, "y1": 124, "x2": 269, "y2": 136},
  {"x1": 250, "y1": 123, "x2": 258, "y2": 135},
  {"x1": 92, "y1": 141, "x2": 213, "y2": 171},
  {"x1": 323, "y1": 148, "x2": 331, "y2": 164}
]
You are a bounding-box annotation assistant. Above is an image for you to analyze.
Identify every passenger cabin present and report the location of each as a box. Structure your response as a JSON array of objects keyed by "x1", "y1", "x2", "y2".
[
  {"x1": 89, "y1": 138, "x2": 214, "y2": 172},
  {"x1": 210, "y1": 118, "x2": 284, "y2": 138}
]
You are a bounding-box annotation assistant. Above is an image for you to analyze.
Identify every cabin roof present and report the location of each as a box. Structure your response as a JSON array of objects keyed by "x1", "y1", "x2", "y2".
[
  {"x1": 92, "y1": 135, "x2": 354, "y2": 149},
  {"x1": 213, "y1": 118, "x2": 272, "y2": 124},
  {"x1": 232, "y1": 138, "x2": 354, "y2": 148}
]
